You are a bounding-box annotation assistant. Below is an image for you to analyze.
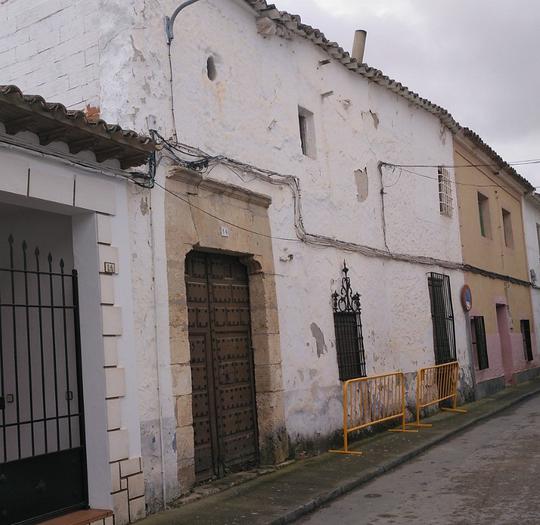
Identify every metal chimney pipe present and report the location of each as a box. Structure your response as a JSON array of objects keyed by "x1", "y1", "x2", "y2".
[{"x1": 351, "y1": 30, "x2": 367, "y2": 63}]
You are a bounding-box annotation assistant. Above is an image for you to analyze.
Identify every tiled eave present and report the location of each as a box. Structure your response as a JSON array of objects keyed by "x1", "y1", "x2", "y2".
[
  {"x1": 0, "y1": 85, "x2": 155, "y2": 169},
  {"x1": 248, "y1": 1, "x2": 534, "y2": 193}
]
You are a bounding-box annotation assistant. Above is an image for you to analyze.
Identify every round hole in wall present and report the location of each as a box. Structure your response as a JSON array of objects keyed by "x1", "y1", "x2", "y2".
[{"x1": 207, "y1": 56, "x2": 217, "y2": 81}]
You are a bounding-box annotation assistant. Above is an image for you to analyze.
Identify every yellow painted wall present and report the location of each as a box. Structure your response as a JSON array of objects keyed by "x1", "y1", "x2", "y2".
[
  {"x1": 455, "y1": 140, "x2": 536, "y2": 381},
  {"x1": 455, "y1": 144, "x2": 529, "y2": 281}
]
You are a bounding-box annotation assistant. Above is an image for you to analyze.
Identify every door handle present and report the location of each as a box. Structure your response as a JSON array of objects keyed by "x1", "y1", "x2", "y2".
[{"x1": 0, "y1": 397, "x2": 4, "y2": 410}]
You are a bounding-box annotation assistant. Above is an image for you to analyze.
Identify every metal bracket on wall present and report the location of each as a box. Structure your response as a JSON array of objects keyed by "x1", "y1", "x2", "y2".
[{"x1": 165, "y1": 0, "x2": 204, "y2": 44}]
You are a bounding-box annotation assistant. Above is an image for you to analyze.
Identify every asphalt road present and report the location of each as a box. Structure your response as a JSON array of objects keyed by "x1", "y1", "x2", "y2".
[{"x1": 297, "y1": 394, "x2": 540, "y2": 525}]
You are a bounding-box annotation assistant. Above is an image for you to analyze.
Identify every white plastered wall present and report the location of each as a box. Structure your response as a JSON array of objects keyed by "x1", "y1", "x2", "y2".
[
  {"x1": 0, "y1": 132, "x2": 146, "y2": 523},
  {"x1": 160, "y1": 1, "x2": 472, "y2": 441},
  {"x1": 0, "y1": 0, "x2": 474, "y2": 504},
  {"x1": 522, "y1": 196, "x2": 540, "y2": 356},
  {"x1": 87, "y1": 0, "x2": 472, "y2": 445}
]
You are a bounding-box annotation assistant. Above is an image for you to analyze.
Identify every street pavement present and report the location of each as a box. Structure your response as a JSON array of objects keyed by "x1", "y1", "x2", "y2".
[{"x1": 298, "y1": 394, "x2": 540, "y2": 525}]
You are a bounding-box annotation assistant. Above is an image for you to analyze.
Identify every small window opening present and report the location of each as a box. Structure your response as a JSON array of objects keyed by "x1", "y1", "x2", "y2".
[
  {"x1": 502, "y1": 208, "x2": 514, "y2": 248},
  {"x1": 521, "y1": 320, "x2": 534, "y2": 362},
  {"x1": 207, "y1": 56, "x2": 217, "y2": 81},
  {"x1": 471, "y1": 316, "x2": 489, "y2": 370},
  {"x1": 477, "y1": 192, "x2": 491, "y2": 238},
  {"x1": 438, "y1": 167, "x2": 453, "y2": 217},
  {"x1": 298, "y1": 106, "x2": 316, "y2": 159}
]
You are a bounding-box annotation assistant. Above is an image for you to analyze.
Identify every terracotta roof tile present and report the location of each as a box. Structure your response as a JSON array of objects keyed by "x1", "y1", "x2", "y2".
[
  {"x1": 0, "y1": 85, "x2": 155, "y2": 169},
  {"x1": 247, "y1": 0, "x2": 533, "y2": 192}
]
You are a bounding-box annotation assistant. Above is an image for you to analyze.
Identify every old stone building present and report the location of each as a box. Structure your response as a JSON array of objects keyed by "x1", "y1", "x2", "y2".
[{"x1": 3, "y1": 1, "x2": 538, "y2": 524}]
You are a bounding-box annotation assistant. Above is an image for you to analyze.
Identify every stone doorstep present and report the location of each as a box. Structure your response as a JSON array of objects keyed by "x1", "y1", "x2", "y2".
[
  {"x1": 176, "y1": 462, "x2": 296, "y2": 506},
  {"x1": 40, "y1": 509, "x2": 113, "y2": 525}
]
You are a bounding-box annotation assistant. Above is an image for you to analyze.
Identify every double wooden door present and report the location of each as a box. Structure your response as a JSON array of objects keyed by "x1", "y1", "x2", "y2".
[{"x1": 185, "y1": 252, "x2": 258, "y2": 482}]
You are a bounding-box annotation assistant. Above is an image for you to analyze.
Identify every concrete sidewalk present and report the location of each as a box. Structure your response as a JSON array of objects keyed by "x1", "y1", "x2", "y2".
[{"x1": 138, "y1": 379, "x2": 540, "y2": 525}]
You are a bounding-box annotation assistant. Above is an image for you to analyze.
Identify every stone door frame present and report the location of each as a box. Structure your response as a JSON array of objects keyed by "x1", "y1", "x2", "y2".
[{"x1": 165, "y1": 168, "x2": 288, "y2": 492}]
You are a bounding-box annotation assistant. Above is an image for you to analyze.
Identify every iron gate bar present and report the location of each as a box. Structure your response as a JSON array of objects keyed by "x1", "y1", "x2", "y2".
[
  {"x1": 22, "y1": 241, "x2": 36, "y2": 456},
  {"x1": 48, "y1": 252, "x2": 61, "y2": 451},
  {"x1": 0, "y1": 304, "x2": 76, "y2": 309},
  {"x1": 35, "y1": 247, "x2": 48, "y2": 454},
  {"x1": 0, "y1": 288, "x2": 5, "y2": 463},
  {"x1": 8, "y1": 235, "x2": 22, "y2": 458},
  {"x1": 60, "y1": 260, "x2": 72, "y2": 448}
]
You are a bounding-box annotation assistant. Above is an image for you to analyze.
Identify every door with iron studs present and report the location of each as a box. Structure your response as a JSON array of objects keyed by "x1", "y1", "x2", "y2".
[{"x1": 185, "y1": 251, "x2": 259, "y2": 482}]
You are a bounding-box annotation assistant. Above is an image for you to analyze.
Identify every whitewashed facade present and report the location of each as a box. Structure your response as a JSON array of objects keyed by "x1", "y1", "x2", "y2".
[
  {"x1": 523, "y1": 194, "x2": 540, "y2": 357},
  {"x1": 0, "y1": 103, "x2": 152, "y2": 523},
  {"x1": 0, "y1": 0, "x2": 475, "y2": 520}
]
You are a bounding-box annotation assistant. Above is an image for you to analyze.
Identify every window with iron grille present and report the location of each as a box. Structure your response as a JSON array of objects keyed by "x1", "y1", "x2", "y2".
[
  {"x1": 471, "y1": 316, "x2": 489, "y2": 370},
  {"x1": 521, "y1": 320, "x2": 534, "y2": 362},
  {"x1": 438, "y1": 167, "x2": 453, "y2": 217},
  {"x1": 332, "y1": 263, "x2": 366, "y2": 381},
  {"x1": 427, "y1": 273, "x2": 457, "y2": 364}
]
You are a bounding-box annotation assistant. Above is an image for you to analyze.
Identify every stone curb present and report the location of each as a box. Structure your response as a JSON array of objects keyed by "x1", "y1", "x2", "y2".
[{"x1": 269, "y1": 384, "x2": 540, "y2": 525}]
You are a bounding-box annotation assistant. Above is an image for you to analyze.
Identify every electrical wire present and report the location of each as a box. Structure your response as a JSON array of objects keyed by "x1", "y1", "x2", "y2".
[
  {"x1": 147, "y1": 134, "x2": 535, "y2": 287},
  {"x1": 385, "y1": 159, "x2": 540, "y2": 169},
  {"x1": 381, "y1": 163, "x2": 540, "y2": 190},
  {"x1": 153, "y1": 180, "x2": 300, "y2": 242}
]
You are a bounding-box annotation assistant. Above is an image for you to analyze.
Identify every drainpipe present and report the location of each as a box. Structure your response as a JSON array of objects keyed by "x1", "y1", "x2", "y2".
[{"x1": 165, "y1": 0, "x2": 204, "y2": 141}]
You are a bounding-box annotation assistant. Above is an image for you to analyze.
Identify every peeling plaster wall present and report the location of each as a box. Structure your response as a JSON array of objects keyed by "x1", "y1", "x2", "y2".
[
  {"x1": 0, "y1": 0, "x2": 176, "y2": 515},
  {"x1": 0, "y1": 0, "x2": 475, "y2": 506},
  {"x1": 154, "y1": 0, "x2": 472, "y2": 444}
]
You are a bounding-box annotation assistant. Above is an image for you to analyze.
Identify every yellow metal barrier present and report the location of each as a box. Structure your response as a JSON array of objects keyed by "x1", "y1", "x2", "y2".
[
  {"x1": 409, "y1": 361, "x2": 467, "y2": 429},
  {"x1": 330, "y1": 371, "x2": 417, "y2": 455}
]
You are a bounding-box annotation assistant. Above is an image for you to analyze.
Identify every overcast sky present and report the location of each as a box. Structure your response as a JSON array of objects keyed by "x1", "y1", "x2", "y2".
[{"x1": 276, "y1": 0, "x2": 540, "y2": 186}]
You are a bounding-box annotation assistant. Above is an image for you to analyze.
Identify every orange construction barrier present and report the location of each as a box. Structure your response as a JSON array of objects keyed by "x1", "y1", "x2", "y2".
[
  {"x1": 330, "y1": 371, "x2": 417, "y2": 455},
  {"x1": 409, "y1": 361, "x2": 467, "y2": 429}
]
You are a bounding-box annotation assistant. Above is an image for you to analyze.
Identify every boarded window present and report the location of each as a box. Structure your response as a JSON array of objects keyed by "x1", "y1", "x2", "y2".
[
  {"x1": 502, "y1": 209, "x2": 514, "y2": 248},
  {"x1": 427, "y1": 273, "x2": 457, "y2": 365},
  {"x1": 521, "y1": 320, "x2": 534, "y2": 362},
  {"x1": 471, "y1": 316, "x2": 489, "y2": 370},
  {"x1": 438, "y1": 167, "x2": 453, "y2": 217},
  {"x1": 478, "y1": 192, "x2": 491, "y2": 238}
]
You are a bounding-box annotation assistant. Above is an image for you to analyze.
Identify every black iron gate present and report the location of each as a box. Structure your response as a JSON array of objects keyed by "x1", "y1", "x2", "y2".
[
  {"x1": 185, "y1": 251, "x2": 259, "y2": 482},
  {"x1": 0, "y1": 235, "x2": 87, "y2": 525}
]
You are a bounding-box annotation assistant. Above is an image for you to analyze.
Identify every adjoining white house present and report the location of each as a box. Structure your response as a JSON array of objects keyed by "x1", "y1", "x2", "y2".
[
  {"x1": 0, "y1": 0, "x2": 485, "y2": 522},
  {"x1": 0, "y1": 85, "x2": 155, "y2": 525},
  {"x1": 523, "y1": 193, "x2": 540, "y2": 360}
]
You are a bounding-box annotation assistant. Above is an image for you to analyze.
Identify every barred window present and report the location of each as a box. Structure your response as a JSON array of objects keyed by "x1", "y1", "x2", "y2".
[
  {"x1": 332, "y1": 263, "x2": 366, "y2": 381},
  {"x1": 521, "y1": 320, "x2": 534, "y2": 362},
  {"x1": 438, "y1": 167, "x2": 453, "y2": 217},
  {"x1": 471, "y1": 316, "x2": 489, "y2": 370},
  {"x1": 427, "y1": 273, "x2": 456, "y2": 365}
]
